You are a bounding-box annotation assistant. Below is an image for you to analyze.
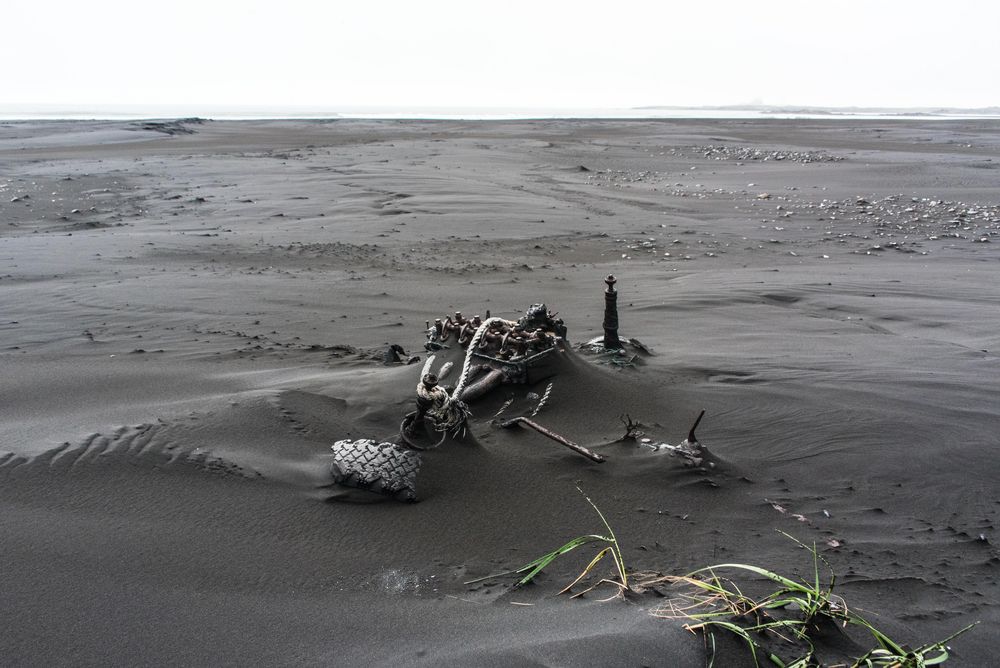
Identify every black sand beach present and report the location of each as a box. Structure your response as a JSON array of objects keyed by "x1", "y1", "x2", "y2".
[{"x1": 1, "y1": 118, "x2": 998, "y2": 666}]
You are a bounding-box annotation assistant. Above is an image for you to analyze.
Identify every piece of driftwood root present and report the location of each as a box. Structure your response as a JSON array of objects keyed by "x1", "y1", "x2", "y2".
[
  {"x1": 499, "y1": 417, "x2": 606, "y2": 463},
  {"x1": 619, "y1": 413, "x2": 643, "y2": 440}
]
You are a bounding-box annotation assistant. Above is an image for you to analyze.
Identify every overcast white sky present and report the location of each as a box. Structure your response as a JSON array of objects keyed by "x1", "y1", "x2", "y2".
[{"x1": 4, "y1": 0, "x2": 997, "y2": 110}]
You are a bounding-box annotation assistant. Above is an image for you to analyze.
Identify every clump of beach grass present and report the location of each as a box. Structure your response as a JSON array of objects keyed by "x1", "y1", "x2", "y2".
[
  {"x1": 467, "y1": 501, "x2": 976, "y2": 666},
  {"x1": 465, "y1": 486, "x2": 630, "y2": 599},
  {"x1": 645, "y1": 532, "x2": 977, "y2": 667}
]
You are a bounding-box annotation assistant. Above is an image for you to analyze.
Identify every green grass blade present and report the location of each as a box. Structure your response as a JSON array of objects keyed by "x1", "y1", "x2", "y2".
[
  {"x1": 812, "y1": 542, "x2": 819, "y2": 593},
  {"x1": 577, "y1": 486, "x2": 629, "y2": 589},
  {"x1": 514, "y1": 534, "x2": 610, "y2": 586},
  {"x1": 846, "y1": 615, "x2": 908, "y2": 656},
  {"x1": 923, "y1": 648, "x2": 950, "y2": 665},
  {"x1": 559, "y1": 547, "x2": 612, "y2": 595},
  {"x1": 914, "y1": 622, "x2": 979, "y2": 665},
  {"x1": 699, "y1": 621, "x2": 763, "y2": 667},
  {"x1": 917, "y1": 621, "x2": 979, "y2": 650},
  {"x1": 464, "y1": 534, "x2": 608, "y2": 585},
  {"x1": 689, "y1": 563, "x2": 813, "y2": 595}
]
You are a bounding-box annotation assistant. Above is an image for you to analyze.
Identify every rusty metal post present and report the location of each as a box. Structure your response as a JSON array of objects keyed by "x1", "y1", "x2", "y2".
[
  {"x1": 602, "y1": 274, "x2": 622, "y2": 350},
  {"x1": 499, "y1": 416, "x2": 606, "y2": 463}
]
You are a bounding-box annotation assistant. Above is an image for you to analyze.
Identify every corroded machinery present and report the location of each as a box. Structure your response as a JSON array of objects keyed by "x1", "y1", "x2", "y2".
[{"x1": 327, "y1": 275, "x2": 705, "y2": 502}]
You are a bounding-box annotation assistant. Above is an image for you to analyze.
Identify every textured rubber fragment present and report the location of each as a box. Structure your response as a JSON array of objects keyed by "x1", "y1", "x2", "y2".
[{"x1": 330, "y1": 439, "x2": 421, "y2": 502}]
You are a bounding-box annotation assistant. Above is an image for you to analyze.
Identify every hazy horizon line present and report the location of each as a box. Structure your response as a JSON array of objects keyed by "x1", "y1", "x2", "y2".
[{"x1": 3, "y1": 102, "x2": 999, "y2": 123}]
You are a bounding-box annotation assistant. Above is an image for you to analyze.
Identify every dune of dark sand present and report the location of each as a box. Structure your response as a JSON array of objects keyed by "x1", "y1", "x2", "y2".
[{"x1": 1, "y1": 118, "x2": 999, "y2": 666}]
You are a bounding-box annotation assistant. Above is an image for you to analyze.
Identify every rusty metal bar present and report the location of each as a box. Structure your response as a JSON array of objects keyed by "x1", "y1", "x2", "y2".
[
  {"x1": 687, "y1": 409, "x2": 706, "y2": 444},
  {"x1": 499, "y1": 417, "x2": 606, "y2": 463}
]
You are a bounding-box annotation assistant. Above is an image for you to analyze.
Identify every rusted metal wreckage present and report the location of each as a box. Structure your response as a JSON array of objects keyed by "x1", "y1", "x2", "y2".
[{"x1": 330, "y1": 275, "x2": 709, "y2": 501}]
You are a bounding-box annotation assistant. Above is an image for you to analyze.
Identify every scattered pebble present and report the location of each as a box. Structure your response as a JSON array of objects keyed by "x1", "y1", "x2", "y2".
[{"x1": 689, "y1": 144, "x2": 845, "y2": 163}]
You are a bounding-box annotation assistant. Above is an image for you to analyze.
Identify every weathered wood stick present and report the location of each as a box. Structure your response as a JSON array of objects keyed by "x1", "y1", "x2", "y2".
[{"x1": 499, "y1": 417, "x2": 606, "y2": 463}]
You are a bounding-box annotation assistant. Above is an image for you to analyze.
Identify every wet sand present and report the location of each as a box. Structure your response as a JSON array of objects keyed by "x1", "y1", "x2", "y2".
[{"x1": 1, "y1": 118, "x2": 998, "y2": 666}]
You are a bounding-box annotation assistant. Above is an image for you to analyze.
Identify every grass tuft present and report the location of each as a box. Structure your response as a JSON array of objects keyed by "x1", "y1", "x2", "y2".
[
  {"x1": 466, "y1": 487, "x2": 630, "y2": 598},
  {"x1": 646, "y1": 532, "x2": 978, "y2": 667},
  {"x1": 467, "y1": 503, "x2": 977, "y2": 666}
]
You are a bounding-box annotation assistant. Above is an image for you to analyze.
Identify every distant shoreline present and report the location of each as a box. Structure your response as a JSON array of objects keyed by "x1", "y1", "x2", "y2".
[{"x1": 3, "y1": 105, "x2": 999, "y2": 122}]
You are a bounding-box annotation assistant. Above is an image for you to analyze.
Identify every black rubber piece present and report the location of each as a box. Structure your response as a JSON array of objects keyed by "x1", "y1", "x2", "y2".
[{"x1": 330, "y1": 439, "x2": 422, "y2": 502}]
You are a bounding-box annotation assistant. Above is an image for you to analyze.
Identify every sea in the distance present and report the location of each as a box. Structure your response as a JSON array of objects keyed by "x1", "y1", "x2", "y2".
[{"x1": 2, "y1": 105, "x2": 998, "y2": 122}]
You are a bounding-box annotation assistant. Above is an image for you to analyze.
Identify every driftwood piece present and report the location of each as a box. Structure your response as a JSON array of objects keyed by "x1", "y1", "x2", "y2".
[
  {"x1": 619, "y1": 413, "x2": 644, "y2": 441},
  {"x1": 499, "y1": 417, "x2": 606, "y2": 463}
]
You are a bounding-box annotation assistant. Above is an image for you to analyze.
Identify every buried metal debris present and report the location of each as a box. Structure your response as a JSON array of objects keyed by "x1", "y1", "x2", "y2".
[
  {"x1": 498, "y1": 416, "x2": 606, "y2": 463},
  {"x1": 326, "y1": 274, "x2": 717, "y2": 502},
  {"x1": 602, "y1": 274, "x2": 622, "y2": 350},
  {"x1": 580, "y1": 275, "x2": 652, "y2": 361},
  {"x1": 644, "y1": 410, "x2": 712, "y2": 468}
]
